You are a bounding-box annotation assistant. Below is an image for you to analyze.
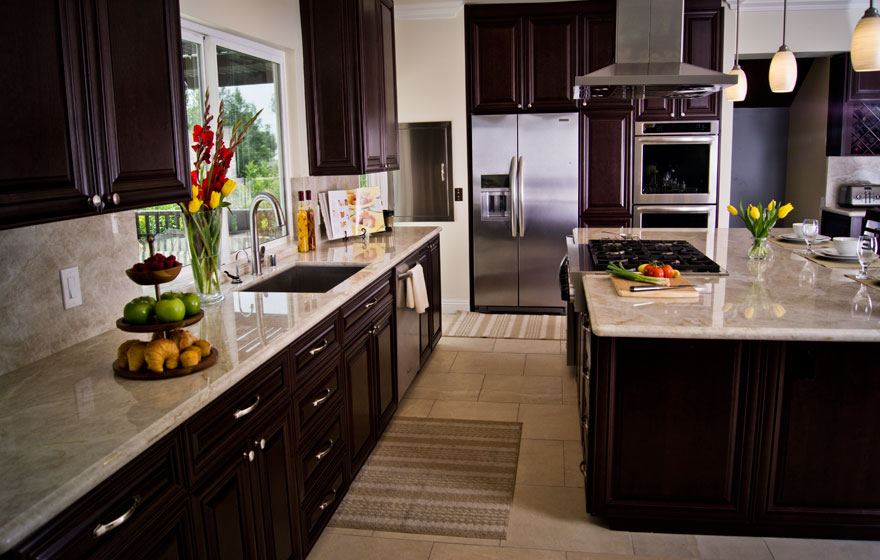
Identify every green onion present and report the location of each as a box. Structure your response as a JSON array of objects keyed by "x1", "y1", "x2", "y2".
[{"x1": 606, "y1": 262, "x2": 670, "y2": 286}]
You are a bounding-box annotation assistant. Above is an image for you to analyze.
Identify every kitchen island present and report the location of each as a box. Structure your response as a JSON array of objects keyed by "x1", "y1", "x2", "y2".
[
  {"x1": 575, "y1": 228, "x2": 880, "y2": 540},
  {"x1": 0, "y1": 226, "x2": 440, "y2": 557}
]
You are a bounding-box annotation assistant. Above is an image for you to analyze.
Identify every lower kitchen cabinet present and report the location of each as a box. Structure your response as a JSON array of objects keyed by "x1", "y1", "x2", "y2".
[{"x1": 428, "y1": 238, "x2": 442, "y2": 348}]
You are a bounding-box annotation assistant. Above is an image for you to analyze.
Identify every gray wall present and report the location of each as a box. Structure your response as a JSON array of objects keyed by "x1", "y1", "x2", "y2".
[{"x1": 730, "y1": 108, "x2": 791, "y2": 227}]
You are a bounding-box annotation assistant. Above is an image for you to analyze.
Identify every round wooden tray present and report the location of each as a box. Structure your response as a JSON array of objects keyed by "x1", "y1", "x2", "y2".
[
  {"x1": 116, "y1": 310, "x2": 204, "y2": 333},
  {"x1": 114, "y1": 347, "x2": 218, "y2": 380},
  {"x1": 125, "y1": 264, "x2": 182, "y2": 285}
]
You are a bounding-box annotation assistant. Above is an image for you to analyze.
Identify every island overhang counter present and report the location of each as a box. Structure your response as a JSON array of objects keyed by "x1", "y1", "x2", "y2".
[{"x1": 573, "y1": 228, "x2": 880, "y2": 540}]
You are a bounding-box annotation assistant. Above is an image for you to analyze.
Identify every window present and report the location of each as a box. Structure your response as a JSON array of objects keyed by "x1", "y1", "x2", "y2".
[{"x1": 136, "y1": 22, "x2": 288, "y2": 266}]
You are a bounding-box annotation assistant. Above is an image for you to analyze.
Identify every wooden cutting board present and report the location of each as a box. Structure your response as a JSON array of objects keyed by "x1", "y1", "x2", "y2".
[{"x1": 610, "y1": 275, "x2": 700, "y2": 298}]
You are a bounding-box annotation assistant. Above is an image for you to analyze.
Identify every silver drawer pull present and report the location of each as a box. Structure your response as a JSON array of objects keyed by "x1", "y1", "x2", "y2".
[
  {"x1": 318, "y1": 488, "x2": 337, "y2": 511},
  {"x1": 93, "y1": 495, "x2": 140, "y2": 538},
  {"x1": 233, "y1": 395, "x2": 261, "y2": 419},
  {"x1": 312, "y1": 388, "x2": 332, "y2": 407},
  {"x1": 315, "y1": 439, "x2": 335, "y2": 461},
  {"x1": 308, "y1": 339, "x2": 329, "y2": 356},
  {"x1": 364, "y1": 297, "x2": 378, "y2": 309}
]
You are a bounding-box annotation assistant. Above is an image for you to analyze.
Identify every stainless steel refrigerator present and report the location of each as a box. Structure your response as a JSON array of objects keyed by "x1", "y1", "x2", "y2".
[{"x1": 471, "y1": 113, "x2": 579, "y2": 312}]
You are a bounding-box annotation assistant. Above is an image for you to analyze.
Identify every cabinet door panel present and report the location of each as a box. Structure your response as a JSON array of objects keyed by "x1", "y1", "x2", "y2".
[
  {"x1": 359, "y1": 0, "x2": 384, "y2": 172},
  {"x1": 380, "y1": 0, "x2": 399, "y2": 169},
  {"x1": 429, "y1": 241, "x2": 442, "y2": 347},
  {"x1": 417, "y1": 250, "x2": 431, "y2": 362},
  {"x1": 374, "y1": 309, "x2": 397, "y2": 433},
  {"x1": 195, "y1": 456, "x2": 258, "y2": 560},
  {"x1": 469, "y1": 18, "x2": 522, "y2": 112},
  {"x1": 636, "y1": 97, "x2": 676, "y2": 121},
  {"x1": 252, "y1": 408, "x2": 298, "y2": 560},
  {"x1": 524, "y1": 15, "x2": 577, "y2": 110},
  {"x1": 344, "y1": 330, "x2": 375, "y2": 472},
  {"x1": 580, "y1": 13, "x2": 615, "y2": 75},
  {"x1": 109, "y1": 500, "x2": 196, "y2": 560},
  {"x1": 0, "y1": 0, "x2": 94, "y2": 227},
  {"x1": 680, "y1": 9, "x2": 721, "y2": 119},
  {"x1": 90, "y1": 0, "x2": 188, "y2": 210},
  {"x1": 580, "y1": 108, "x2": 632, "y2": 227},
  {"x1": 756, "y1": 342, "x2": 880, "y2": 526}
]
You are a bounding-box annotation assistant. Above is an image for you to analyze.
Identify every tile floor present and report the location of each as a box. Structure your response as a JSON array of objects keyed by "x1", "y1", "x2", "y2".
[{"x1": 309, "y1": 316, "x2": 880, "y2": 560}]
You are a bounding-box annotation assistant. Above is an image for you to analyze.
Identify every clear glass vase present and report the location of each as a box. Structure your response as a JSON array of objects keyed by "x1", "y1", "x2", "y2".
[
  {"x1": 184, "y1": 210, "x2": 224, "y2": 304},
  {"x1": 749, "y1": 236, "x2": 770, "y2": 260}
]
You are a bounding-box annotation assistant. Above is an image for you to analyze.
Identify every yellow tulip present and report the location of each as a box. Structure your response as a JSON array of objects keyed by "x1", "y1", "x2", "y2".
[
  {"x1": 188, "y1": 198, "x2": 202, "y2": 213},
  {"x1": 209, "y1": 190, "x2": 221, "y2": 209},
  {"x1": 778, "y1": 203, "x2": 794, "y2": 218},
  {"x1": 749, "y1": 206, "x2": 760, "y2": 220},
  {"x1": 771, "y1": 303, "x2": 786, "y2": 318},
  {"x1": 727, "y1": 205, "x2": 738, "y2": 216},
  {"x1": 743, "y1": 306, "x2": 755, "y2": 319},
  {"x1": 221, "y1": 179, "x2": 237, "y2": 197},
  {"x1": 769, "y1": 200, "x2": 776, "y2": 210}
]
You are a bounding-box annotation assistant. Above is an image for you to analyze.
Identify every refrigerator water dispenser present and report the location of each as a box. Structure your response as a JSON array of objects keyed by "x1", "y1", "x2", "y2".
[{"x1": 480, "y1": 175, "x2": 510, "y2": 220}]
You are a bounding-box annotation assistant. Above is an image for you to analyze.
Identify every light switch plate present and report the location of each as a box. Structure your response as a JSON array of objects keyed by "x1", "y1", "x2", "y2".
[
  {"x1": 454, "y1": 188, "x2": 463, "y2": 202},
  {"x1": 60, "y1": 266, "x2": 83, "y2": 309}
]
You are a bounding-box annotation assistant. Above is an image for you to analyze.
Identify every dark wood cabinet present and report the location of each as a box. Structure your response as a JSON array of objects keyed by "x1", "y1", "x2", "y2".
[
  {"x1": 579, "y1": 106, "x2": 632, "y2": 228},
  {"x1": 524, "y1": 14, "x2": 579, "y2": 111},
  {"x1": 428, "y1": 238, "x2": 442, "y2": 347},
  {"x1": 827, "y1": 53, "x2": 880, "y2": 156},
  {"x1": 417, "y1": 248, "x2": 432, "y2": 362},
  {"x1": 0, "y1": 0, "x2": 189, "y2": 230},
  {"x1": 300, "y1": 0, "x2": 399, "y2": 175},
  {"x1": 343, "y1": 327, "x2": 376, "y2": 473},
  {"x1": 468, "y1": 16, "x2": 521, "y2": 113},
  {"x1": 636, "y1": 3, "x2": 722, "y2": 121}
]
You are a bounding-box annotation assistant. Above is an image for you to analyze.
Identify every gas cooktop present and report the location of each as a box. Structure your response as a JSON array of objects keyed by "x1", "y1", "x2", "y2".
[{"x1": 587, "y1": 239, "x2": 724, "y2": 274}]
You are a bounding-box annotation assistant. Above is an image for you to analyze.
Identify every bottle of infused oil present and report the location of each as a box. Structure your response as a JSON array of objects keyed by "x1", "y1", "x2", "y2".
[
  {"x1": 297, "y1": 191, "x2": 309, "y2": 252},
  {"x1": 306, "y1": 190, "x2": 316, "y2": 250}
]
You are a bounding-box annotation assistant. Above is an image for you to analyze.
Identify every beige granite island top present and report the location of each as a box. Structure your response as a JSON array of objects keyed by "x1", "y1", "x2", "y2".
[
  {"x1": 576, "y1": 228, "x2": 880, "y2": 342},
  {"x1": 0, "y1": 226, "x2": 440, "y2": 553}
]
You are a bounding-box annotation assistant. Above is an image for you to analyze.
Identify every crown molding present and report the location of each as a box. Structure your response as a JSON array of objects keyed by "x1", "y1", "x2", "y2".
[
  {"x1": 395, "y1": 1, "x2": 463, "y2": 20},
  {"x1": 740, "y1": 0, "x2": 861, "y2": 12}
]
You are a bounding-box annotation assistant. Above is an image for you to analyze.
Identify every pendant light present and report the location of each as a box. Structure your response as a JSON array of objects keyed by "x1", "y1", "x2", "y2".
[
  {"x1": 769, "y1": 0, "x2": 797, "y2": 93},
  {"x1": 851, "y1": 0, "x2": 880, "y2": 71},
  {"x1": 725, "y1": 0, "x2": 748, "y2": 102}
]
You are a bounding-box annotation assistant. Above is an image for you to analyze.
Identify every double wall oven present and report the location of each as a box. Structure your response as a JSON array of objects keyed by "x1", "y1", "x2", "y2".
[{"x1": 633, "y1": 121, "x2": 718, "y2": 228}]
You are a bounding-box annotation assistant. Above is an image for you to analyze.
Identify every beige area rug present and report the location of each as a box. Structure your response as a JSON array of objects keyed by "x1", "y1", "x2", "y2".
[
  {"x1": 329, "y1": 417, "x2": 522, "y2": 539},
  {"x1": 445, "y1": 311, "x2": 565, "y2": 340}
]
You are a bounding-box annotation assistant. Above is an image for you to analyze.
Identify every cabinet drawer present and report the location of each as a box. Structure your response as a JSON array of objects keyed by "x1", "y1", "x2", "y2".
[
  {"x1": 301, "y1": 460, "x2": 347, "y2": 554},
  {"x1": 342, "y1": 273, "x2": 393, "y2": 336},
  {"x1": 294, "y1": 358, "x2": 344, "y2": 438},
  {"x1": 291, "y1": 313, "x2": 340, "y2": 381},
  {"x1": 16, "y1": 435, "x2": 186, "y2": 560},
  {"x1": 183, "y1": 352, "x2": 290, "y2": 479},
  {"x1": 298, "y1": 413, "x2": 346, "y2": 499}
]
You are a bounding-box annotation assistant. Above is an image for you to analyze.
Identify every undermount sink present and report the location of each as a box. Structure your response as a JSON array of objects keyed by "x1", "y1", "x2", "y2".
[{"x1": 240, "y1": 263, "x2": 368, "y2": 293}]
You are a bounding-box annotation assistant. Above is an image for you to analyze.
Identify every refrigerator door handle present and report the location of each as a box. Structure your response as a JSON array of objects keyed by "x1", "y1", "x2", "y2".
[
  {"x1": 517, "y1": 156, "x2": 525, "y2": 237},
  {"x1": 508, "y1": 156, "x2": 517, "y2": 238}
]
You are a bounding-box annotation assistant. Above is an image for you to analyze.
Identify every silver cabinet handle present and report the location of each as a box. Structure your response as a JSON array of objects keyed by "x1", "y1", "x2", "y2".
[
  {"x1": 680, "y1": 110, "x2": 686, "y2": 117},
  {"x1": 315, "y1": 439, "x2": 335, "y2": 461},
  {"x1": 508, "y1": 156, "x2": 517, "y2": 238},
  {"x1": 312, "y1": 387, "x2": 332, "y2": 407},
  {"x1": 244, "y1": 450, "x2": 255, "y2": 462},
  {"x1": 89, "y1": 194, "x2": 103, "y2": 208},
  {"x1": 517, "y1": 156, "x2": 525, "y2": 237},
  {"x1": 527, "y1": 103, "x2": 532, "y2": 108},
  {"x1": 440, "y1": 162, "x2": 445, "y2": 182},
  {"x1": 669, "y1": 110, "x2": 675, "y2": 118},
  {"x1": 516, "y1": 103, "x2": 522, "y2": 109},
  {"x1": 93, "y1": 495, "x2": 140, "y2": 537},
  {"x1": 309, "y1": 339, "x2": 329, "y2": 356},
  {"x1": 255, "y1": 438, "x2": 266, "y2": 450},
  {"x1": 364, "y1": 298, "x2": 378, "y2": 310},
  {"x1": 105, "y1": 193, "x2": 120, "y2": 205},
  {"x1": 318, "y1": 488, "x2": 337, "y2": 511},
  {"x1": 232, "y1": 395, "x2": 260, "y2": 419}
]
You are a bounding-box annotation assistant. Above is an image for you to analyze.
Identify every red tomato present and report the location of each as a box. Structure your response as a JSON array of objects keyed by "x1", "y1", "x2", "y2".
[
  {"x1": 643, "y1": 264, "x2": 655, "y2": 276},
  {"x1": 649, "y1": 267, "x2": 666, "y2": 278},
  {"x1": 663, "y1": 265, "x2": 675, "y2": 278}
]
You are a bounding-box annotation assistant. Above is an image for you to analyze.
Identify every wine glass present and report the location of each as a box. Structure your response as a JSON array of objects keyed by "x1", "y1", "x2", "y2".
[
  {"x1": 851, "y1": 284, "x2": 873, "y2": 320},
  {"x1": 856, "y1": 234, "x2": 878, "y2": 279},
  {"x1": 802, "y1": 219, "x2": 819, "y2": 255}
]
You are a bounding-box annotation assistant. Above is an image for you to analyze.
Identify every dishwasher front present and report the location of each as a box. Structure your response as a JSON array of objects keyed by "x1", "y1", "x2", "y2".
[{"x1": 396, "y1": 261, "x2": 421, "y2": 398}]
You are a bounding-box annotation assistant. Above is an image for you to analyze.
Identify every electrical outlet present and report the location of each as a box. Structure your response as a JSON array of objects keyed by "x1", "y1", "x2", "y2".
[
  {"x1": 454, "y1": 188, "x2": 463, "y2": 202},
  {"x1": 60, "y1": 267, "x2": 83, "y2": 309}
]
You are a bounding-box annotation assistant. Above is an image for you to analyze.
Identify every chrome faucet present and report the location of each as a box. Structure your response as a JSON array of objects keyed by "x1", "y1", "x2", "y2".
[{"x1": 249, "y1": 192, "x2": 286, "y2": 276}]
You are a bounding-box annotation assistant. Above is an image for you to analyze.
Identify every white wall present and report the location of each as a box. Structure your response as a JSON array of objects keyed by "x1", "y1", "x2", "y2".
[{"x1": 393, "y1": 12, "x2": 471, "y2": 312}]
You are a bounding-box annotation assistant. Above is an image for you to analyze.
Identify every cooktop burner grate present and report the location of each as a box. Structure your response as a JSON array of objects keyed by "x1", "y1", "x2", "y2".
[{"x1": 588, "y1": 239, "x2": 722, "y2": 273}]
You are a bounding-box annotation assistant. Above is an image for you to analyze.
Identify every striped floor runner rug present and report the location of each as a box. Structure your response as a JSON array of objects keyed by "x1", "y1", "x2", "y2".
[
  {"x1": 445, "y1": 311, "x2": 565, "y2": 340},
  {"x1": 329, "y1": 417, "x2": 522, "y2": 539}
]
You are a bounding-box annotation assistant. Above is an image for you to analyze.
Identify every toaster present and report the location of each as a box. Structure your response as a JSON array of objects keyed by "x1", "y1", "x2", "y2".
[{"x1": 839, "y1": 184, "x2": 880, "y2": 207}]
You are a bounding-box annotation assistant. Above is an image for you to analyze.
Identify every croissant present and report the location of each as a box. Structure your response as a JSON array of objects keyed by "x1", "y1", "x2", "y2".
[
  {"x1": 170, "y1": 329, "x2": 199, "y2": 351},
  {"x1": 127, "y1": 342, "x2": 147, "y2": 372},
  {"x1": 180, "y1": 346, "x2": 202, "y2": 368},
  {"x1": 117, "y1": 340, "x2": 141, "y2": 369},
  {"x1": 193, "y1": 338, "x2": 211, "y2": 357},
  {"x1": 144, "y1": 338, "x2": 179, "y2": 372}
]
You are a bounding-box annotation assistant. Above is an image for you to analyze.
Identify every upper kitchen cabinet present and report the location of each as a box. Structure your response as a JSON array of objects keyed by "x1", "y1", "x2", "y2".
[
  {"x1": 300, "y1": 0, "x2": 400, "y2": 175},
  {"x1": 467, "y1": 3, "x2": 593, "y2": 113},
  {"x1": 580, "y1": 105, "x2": 632, "y2": 227},
  {"x1": 827, "y1": 53, "x2": 880, "y2": 156},
  {"x1": 636, "y1": 1, "x2": 723, "y2": 121},
  {"x1": 0, "y1": 0, "x2": 189, "y2": 231}
]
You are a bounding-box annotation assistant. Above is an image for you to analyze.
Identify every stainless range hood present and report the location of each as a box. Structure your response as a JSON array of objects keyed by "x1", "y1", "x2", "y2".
[{"x1": 574, "y1": 0, "x2": 737, "y2": 100}]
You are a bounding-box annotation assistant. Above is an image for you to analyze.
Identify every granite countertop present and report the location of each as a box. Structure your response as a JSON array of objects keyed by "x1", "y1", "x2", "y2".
[
  {"x1": 0, "y1": 226, "x2": 440, "y2": 553},
  {"x1": 577, "y1": 228, "x2": 880, "y2": 341}
]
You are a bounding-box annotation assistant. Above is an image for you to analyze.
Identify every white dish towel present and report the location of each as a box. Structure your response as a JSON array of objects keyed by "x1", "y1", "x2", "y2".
[{"x1": 406, "y1": 263, "x2": 429, "y2": 314}]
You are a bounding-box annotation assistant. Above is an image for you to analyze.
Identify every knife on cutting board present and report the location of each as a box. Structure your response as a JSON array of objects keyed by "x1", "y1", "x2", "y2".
[{"x1": 629, "y1": 284, "x2": 696, "y2": 292}]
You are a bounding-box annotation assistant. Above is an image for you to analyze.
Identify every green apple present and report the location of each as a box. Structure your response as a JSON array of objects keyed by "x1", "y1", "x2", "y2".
[
  {"x1": 181, "y1": 292, "x2": 201, "y2": 316},
  {"x1": 160, "y1": 291, "x2": 184, "y2": 301},
  {"x1": 123, "y1": 300, "x2": 155, "y2": 325},
  {"x1": 155, "y1": 298, "x2": 186, "y2": 323}
]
